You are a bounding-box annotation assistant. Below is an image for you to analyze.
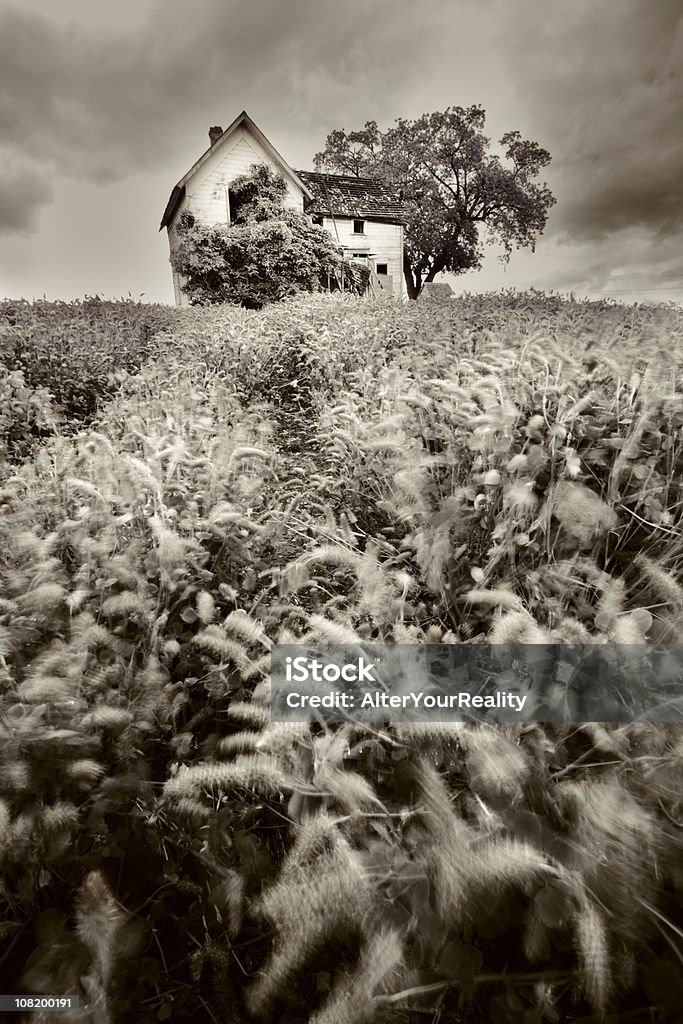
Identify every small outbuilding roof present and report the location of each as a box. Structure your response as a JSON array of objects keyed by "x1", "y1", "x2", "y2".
[{"x1": 296, "y1": 170, "x2": 406, "y2": 224}]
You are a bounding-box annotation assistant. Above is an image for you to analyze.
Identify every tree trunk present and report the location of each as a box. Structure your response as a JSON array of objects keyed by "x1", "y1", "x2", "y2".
[
  {"x1": 403, "y1": 254, "x2": 421, "y2": 300},
  {"x1": 425, "y1": 259, "x2": 447, "y2": 285}
]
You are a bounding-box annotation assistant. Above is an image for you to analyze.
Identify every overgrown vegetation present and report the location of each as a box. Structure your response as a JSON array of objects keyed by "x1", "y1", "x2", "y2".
[
  {"x1": 0, "y1": 290, "x2": 682, "y2": 1023},
  {"x1": 0, "y1": 298, "x2": 179, "y2": 457},
  {"x1": 171, "y1": 164, "x2": 370, "y2": 308}
]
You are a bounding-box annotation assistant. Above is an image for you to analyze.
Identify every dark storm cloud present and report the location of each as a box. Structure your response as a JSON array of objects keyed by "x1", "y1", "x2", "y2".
[
  {"x1": 0, "y1": 149, "x2": 53, "y2": 233},
  {"x1": 498, "y1": 0, "x2": 683, "y2": 243},
  {"x1": 0, "y1": 0, "x2": 441, "y2": 235}
]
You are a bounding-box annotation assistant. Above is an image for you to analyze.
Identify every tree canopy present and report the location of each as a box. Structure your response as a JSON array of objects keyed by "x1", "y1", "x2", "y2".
[
  {"x1": 315, "y1": 107, "x2": 556, "y2": 299},
  {"x1": 172, "y1": 165, "x2": 368, "y2": 308}
]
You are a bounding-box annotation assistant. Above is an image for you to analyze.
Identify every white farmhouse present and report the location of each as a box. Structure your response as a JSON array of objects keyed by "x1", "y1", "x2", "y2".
[{"x1": 160, "y1": 111, "x2": 406, "y2": 304}]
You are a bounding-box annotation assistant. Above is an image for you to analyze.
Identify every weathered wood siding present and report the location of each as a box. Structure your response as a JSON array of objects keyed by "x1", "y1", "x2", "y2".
[
  {"x1": 167, "y1": 125, "x2": 305, "y2": 305},
  {"x1": 319, "y1": 217, "x2": 405, "y2": 297},
  {"x1": 185, "y1": 127, "x2": 304, "y2": 226}
]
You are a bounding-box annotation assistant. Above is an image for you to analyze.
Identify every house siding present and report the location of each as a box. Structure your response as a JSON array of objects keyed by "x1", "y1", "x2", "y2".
[
  {"x1": 185, "y1": 128, "x2": 304, "y2": 227},
  {"x1": 166, "y1": 126, "x2": 306, "y2": 306},
  {"x1": 322, "y1": 217, "x2": 405, "y2": 297}
]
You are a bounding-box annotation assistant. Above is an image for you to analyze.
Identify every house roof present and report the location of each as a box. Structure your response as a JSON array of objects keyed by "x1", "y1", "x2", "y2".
[
  {"x1": 159, "y1": 110, "x2": 314, "y2": 230},
  {"x1": 296, "y1": 170, "x2": 405, "y2": 224}
]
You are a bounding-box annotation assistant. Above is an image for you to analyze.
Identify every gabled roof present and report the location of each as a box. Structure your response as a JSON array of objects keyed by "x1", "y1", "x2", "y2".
[
  {"x1": 160, "y1": 110, "x2": 314, "y2": 230},
  {"x1": 296, "y1": 170, "x2": 405, "y2": 224}
]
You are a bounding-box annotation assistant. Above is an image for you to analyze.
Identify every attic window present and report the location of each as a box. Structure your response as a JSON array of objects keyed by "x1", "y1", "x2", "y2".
[{"x1": 353, "y1": 219, "x2": 365, "y2": 234}]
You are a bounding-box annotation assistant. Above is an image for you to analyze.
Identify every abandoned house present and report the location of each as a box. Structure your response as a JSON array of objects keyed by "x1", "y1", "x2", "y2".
[{"x1": 159, "y1": 110, "x2": 406, "y2": 304}]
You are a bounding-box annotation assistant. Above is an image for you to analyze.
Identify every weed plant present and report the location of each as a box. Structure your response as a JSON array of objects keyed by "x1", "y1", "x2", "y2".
[
  {"x1": 0, "y1": 291, "x2": 682, "y2": 1023},
  {"x1": 0, "y1": 299, "x2": 181, "y2": 455}
]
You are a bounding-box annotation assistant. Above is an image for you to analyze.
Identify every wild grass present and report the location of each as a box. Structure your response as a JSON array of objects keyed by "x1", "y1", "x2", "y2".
[{"x1": 0, "y1": 290, "x2": 682, "y2": 1022}]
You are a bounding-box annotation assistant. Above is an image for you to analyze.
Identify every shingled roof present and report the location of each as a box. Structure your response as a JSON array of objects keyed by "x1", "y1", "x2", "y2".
[{"x1": 296, "y1": 170, "x2": 405, "y2": 224}]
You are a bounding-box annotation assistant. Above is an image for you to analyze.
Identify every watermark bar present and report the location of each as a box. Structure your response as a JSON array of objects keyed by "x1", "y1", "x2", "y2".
[{"x1": 271, "y1": 644, "x2": 683, "y2": 723}]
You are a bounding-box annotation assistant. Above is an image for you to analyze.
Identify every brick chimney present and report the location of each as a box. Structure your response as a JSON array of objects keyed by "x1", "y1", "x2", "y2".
[{"x1": 209, "y1": 126, "x2": 223, "y2": 146}]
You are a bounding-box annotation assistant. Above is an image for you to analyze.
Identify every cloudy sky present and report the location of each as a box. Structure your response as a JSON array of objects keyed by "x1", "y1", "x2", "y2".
[{"x1": 0, "y1": 0, "x2": 681, "y2": 306}]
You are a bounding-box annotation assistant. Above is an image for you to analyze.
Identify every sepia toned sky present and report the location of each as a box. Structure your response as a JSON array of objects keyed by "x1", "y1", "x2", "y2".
[{"x1": 0, "y1": 0, "x2": 681, "y2": 306}]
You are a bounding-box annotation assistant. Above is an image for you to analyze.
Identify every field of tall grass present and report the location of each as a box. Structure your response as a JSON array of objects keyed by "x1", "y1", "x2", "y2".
[{"x1": 1, "y1": 291, "x2": 682, "y2": 1023}]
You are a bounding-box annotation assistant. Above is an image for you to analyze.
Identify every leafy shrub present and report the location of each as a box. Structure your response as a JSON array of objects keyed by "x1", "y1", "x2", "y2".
[{"x1": 0, "y1": 369, "x2": 60, "y2": 462}]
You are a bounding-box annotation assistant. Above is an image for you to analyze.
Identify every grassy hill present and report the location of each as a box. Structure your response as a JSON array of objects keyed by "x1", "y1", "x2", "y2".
[{"x1": 1, "y1": 291, "x2": 682, "y2": 1023}]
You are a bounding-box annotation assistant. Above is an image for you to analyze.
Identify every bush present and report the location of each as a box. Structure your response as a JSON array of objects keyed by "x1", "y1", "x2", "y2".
[{"x1": 0, "y1": 369, "x2": 60, "y2": 462}]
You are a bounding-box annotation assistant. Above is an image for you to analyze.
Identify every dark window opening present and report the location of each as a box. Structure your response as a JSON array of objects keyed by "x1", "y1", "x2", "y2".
[
  {"x1": 376, "y1": 263, "x2": 388, "y2": 275},
  {"x1": 353, "y1": 219, "x2": 365, "y2": 234},
  {"x1": 352, "y1": 253, "x2": 367, "y2": 259},
  {"x1": 312, "y1": 215, "x2": 324, "y2": 225}
]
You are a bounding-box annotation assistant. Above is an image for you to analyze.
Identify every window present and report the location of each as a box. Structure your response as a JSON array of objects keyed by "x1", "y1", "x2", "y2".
[
  {"x1": 353, "y1": 219, "x2": 365, "y2": 234},
  {"x1": 352, "y1": 253, "x2": 367, "y2": 259},
  {"x1": 312, "y1": 215, "x2": 324, "y2": 225},
  {"x1": 376, "y1": 263, "x2": 388, "y2": 275}
]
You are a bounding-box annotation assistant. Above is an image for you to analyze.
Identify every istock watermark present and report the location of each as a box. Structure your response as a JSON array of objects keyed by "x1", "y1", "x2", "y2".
[
  {"x1": 270, "y1": 644, "x2": 683, "y2": 724},
  {"x1": 285, "y1": 655, "x2": 377, "y2": 684}
]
